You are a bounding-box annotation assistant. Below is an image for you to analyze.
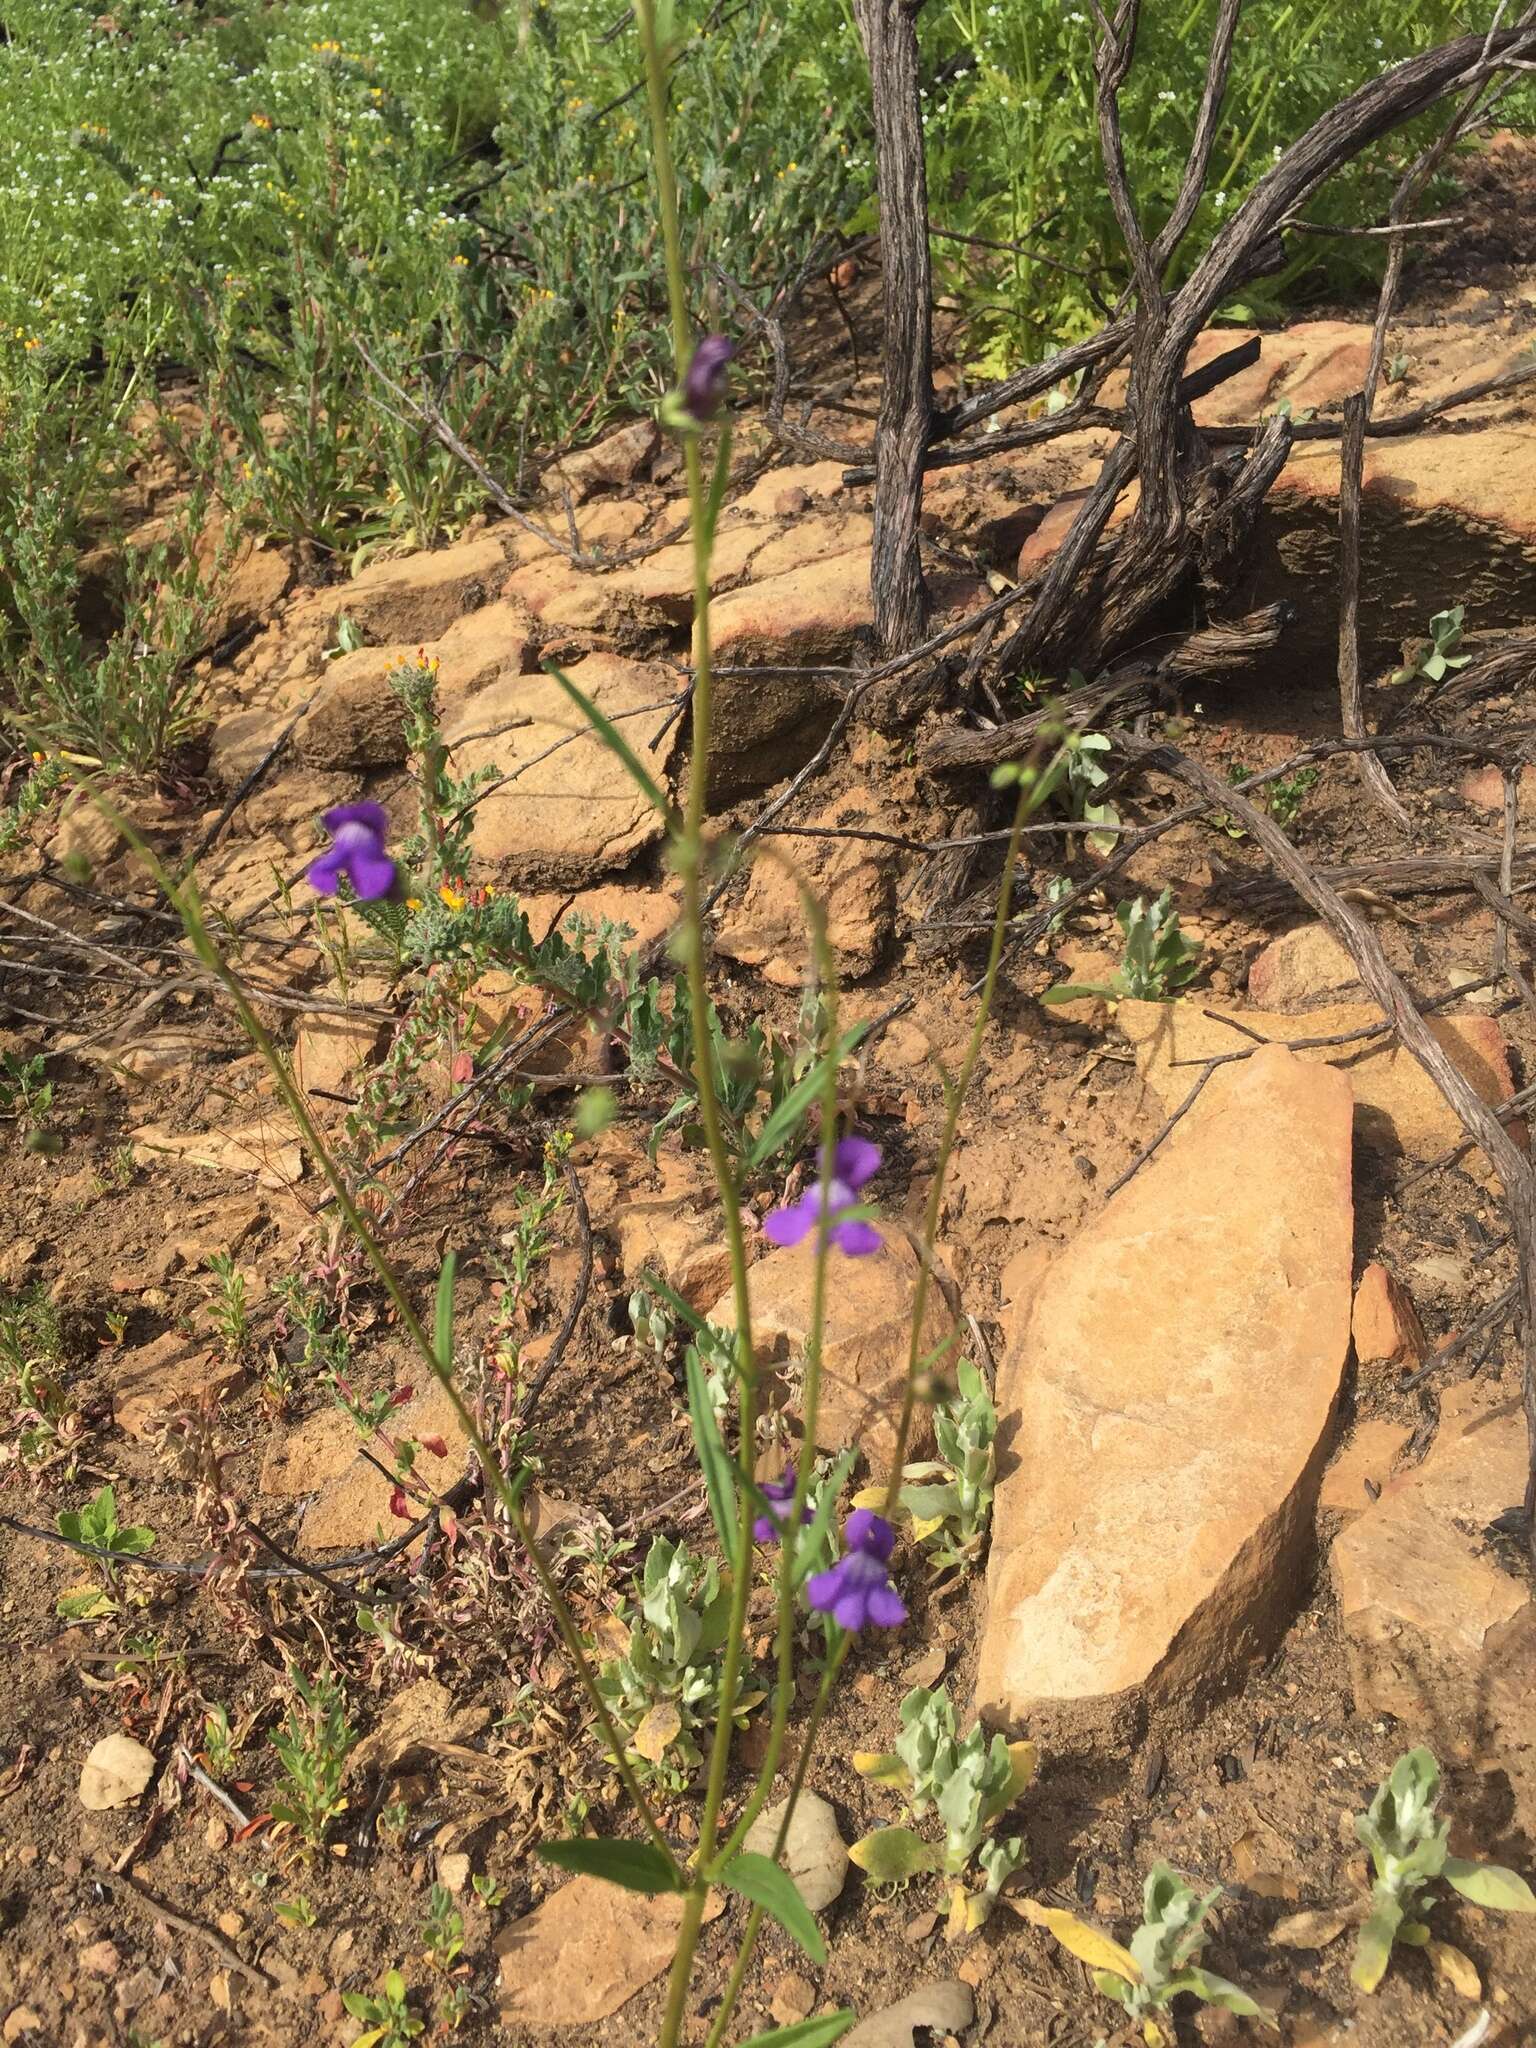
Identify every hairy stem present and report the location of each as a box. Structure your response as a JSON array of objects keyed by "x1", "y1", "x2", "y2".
[{"x1": 635, "y1": 3, "x2": 763, "y2": 2041}]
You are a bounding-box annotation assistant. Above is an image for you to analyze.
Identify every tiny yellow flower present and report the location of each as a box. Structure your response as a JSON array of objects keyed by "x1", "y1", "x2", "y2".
[
  {"x1": 439, "y1": 883, "x2": 466, "y2": 913},
  {"x1": 405, "y1": 897, "x2": 423, "y2": 912}
]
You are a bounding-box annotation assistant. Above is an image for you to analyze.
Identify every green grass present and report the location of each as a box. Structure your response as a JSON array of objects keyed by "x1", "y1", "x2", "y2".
[{"x1": 0, "y1": 0, "x2": 1526, "y2": 769}]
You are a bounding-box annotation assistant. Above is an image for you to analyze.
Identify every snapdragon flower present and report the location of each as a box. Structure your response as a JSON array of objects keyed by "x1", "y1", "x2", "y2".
[
  {"x1": 306, "y1": 802, "x2": 397, "y2": 900},
  {"x1": 764, "y1": 1135, "x2": 882, "y2": 1256},
  {"x1": 806, "y1": 1509, "x2": 906, "y2": 1632}
]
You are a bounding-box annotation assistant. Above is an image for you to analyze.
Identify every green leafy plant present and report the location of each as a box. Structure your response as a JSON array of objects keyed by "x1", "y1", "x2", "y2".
[
  {"x1": 0, "y1": 1049, "x2": 53, "y2": 1135},
  {"x1": 199, "y1": 1704, "x2": 241, "y2": 1782},
  {"x1": 850, "y1": 1685, "x2": 1034, "y2": 1933},
  {"x1": 1219, "y1": 763, "x2": 1320, "y2": 837},
  {"x1": 420, "y1": 1882, "x2": 464, "y2": 1972},
  {"x1": 268, "y1": 1664, "x2": 357, "y2": 1852},
  {"x1": 204, "y1": 1252, "x2": 249, "y2": 1361},
  {"x1": 0, "y1": 750, "x2": 67, "y2": 855},
  {"x1": 1041, "y1": 888, "x2": 1202, "y2": 1006},
  {"x1": 1350, "y1": 1747, "x2": 1536, "y2": 1992},
  {"x1": 341, "y1": 1968, "x2": 423, "y2": 2048},
  {"x1": 1391, "y1": 604, "x2": 1471, "y2": 685},
  {"x1": 896, "y1": 1361, "x2": 996, "y2": 1574},
  {"x1": 594, "y1": 1537, "x2": 761, "y2": 1791},
  {"x1": 1026, "y1": 1863, "x2": 1275, "y2": 2042},
  {"x1": 274, "y1": 1894, "x2": 317, "y2": 1931},
  {"x1": 1037, "y1": 726, "x2": 1120, "y2": 853},
  {"x1": 55, "y1": 1484, "x2": 155, "y2": 1615}
]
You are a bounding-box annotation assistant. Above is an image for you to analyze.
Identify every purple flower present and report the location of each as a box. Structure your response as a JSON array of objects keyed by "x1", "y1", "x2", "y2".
[
  {"x1": 806, "y1": 1510, "x2": 907, "y2": 1633},
  {"x1": 307, "y1": 802, "x2": 397, "y2": 901},
  {"x1": 753, "y1": 1469, "x2": 813, "y2": 1546},
  {"x1": 763, "y1": 1135, "x2": 882, "y2": 1257},
  {"x1": 681, "y1": 334, "x2": 735, "y2": 423}
]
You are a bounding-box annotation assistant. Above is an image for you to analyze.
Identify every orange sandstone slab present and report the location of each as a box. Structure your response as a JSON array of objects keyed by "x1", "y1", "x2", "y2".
[{"x1": 977, "y1": 1044, "x2": 1353, "y2": 1738}]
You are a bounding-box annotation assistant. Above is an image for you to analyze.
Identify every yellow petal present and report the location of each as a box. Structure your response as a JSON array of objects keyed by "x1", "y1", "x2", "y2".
[{"x1": 1018, "y1": 1899, "x2": 1142, "y2": 1982}]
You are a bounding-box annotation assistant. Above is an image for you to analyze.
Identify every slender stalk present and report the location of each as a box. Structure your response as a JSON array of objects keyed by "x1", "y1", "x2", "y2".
[
  {"x1": 882, "y1": 765, "x2": 1045, "y2": 1514},
  {"x1": 708, "y1": 860, "x2": 841, "y2": 1873},
  {"x1": 707, "y1": 753, "x2": 1055, "y2": 2042},
  {"x1": 634, "y1": 4, "x2": 768, "y2": 2040},
  {"x1": 705, "y1": 1652, "x2": 846, "y2": 2048},
  {"x1": 97, "y1": 802, "x2": 677, "y2": 1867}
]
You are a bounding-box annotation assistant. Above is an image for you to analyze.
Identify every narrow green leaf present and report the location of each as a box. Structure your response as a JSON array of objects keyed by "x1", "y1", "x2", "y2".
[
  {"x1": 1039, "y1": 982, "x2": 1111, "y2": 1006},
  {"x1": 746, "y1": 1026, "x2": 868, "y2": 1169},
  {"x1": 434, "y1": 1251, "x2": 457, "y2": 1376},
  {"x1": 685, "y1": 1350, "x2": 738, "y2": 1555},
  {"x1": 536, "y1": 1837, "x2": 682, "y2": 1894},
  {"x1": 1351, "y1": 1890, "x2": 1403, "y2": 1993},
  {"x1": 734, "y1": 2012, "x2": 856, "y2": 2048},
  {"x1": 1444, "y1": 1857, "x2": 1536, "y2": 1912},
  {"x1": 791, "y1": 1448, "x2": 856, "y2": 1590},
  {"x1": 544, "y1": 663, "x2": 674, "y2": 819},
  {"x1": 721, "y1": 1852, "x2": 827, "y2": 1965}
]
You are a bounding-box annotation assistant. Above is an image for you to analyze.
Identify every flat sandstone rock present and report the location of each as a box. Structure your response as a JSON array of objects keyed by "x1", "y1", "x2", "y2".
[
  {"x1": 443, "y1": 653, "x2": 673, "y2": 885},
  {"x1": 1118, "y1": 998, "x2": 1517, "y2": 1169},
  {"x1": 976, "y1": 1043, "x2": 1353, "y2": 1740},
  {"x1": 1331, "y1": 1391, "x2": 1530, "y2": 1728}
]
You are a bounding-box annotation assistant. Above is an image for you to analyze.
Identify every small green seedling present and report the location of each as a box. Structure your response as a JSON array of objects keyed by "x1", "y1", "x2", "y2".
[
  {"x1": 851, "y1": 1684, "x2": 1035, "y2": 1934},
  {"x1": 1391, "y1": 605, "x2": 1471, "y2": 685},
  {"x1": 420, "y1": 1882, "x2": 465, "y2": 1971},
  {"x1": 897, "y1": 1360, "x2": 996, "y2": 1574},
  {"x1": 1351, "y1": 1747, "x2": 1536, "y2": 1993},
  {"x1": 205, "y1": 1252, "x2": 249, "y2": 1360},
  {"x1": 199, "y1": 1704, "x2": 243, "y2": 1781},
  {"x1": 274, "y1": 1894, "x2": 317, "y2": 1930},
  {"x1": 341, "y1": 1968, "x2": 423, "y2": 2047},
  {"x1": 55, "y1": 1485, "x2": 156, "y2": 1615},
  {"x1": 268, "y1": 1664, "x2": 357, "y2": 1852},
  {"x1": 1042, "y1": 888, "x2": 1201, "y2": 1007},
  {"x1": 323, "y1": 613, "x2": 364, "y2": 660},
  {"x1": 1219, "y1": 763, "x2": 1319, "y2": 837},
  {"x1": 1026, "y1": 1863, "x2": 1274, "y2": 2043},
  {"x1": 471, "y1": 1871, "x2": 508, "y2": 1909},
  {"x1": 1028, "y1": 727, "x2": 1120, "y2": 853},
  {"x1": 0, "y1": 1050, "x2": 55, "y2": 1141}
]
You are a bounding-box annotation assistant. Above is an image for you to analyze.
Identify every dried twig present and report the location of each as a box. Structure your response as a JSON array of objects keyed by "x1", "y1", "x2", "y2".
[{"x1": 95, "y1": 1868, "x2": 276, "y2": 1989}]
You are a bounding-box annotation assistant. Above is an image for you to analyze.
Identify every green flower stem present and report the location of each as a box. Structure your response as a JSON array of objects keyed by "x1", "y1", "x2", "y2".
[
  {"x1": 704, "y1": 1650, "x2": 846, "y2": 2048},
  {"x1": 706, "y1": 853, "x2": 840, "y2": 1877},
  {"x1": 634, "y1": 7, "x2": 765, "y2": 2044},
  {"x1": 105, "y1": 804, "x2": 677, "y2": 1870},
  {"x1": 704, "y1": 756, "x2": 1051, "y2": 2048},
  {"x1": 882, "y1": 769, "x2": 1043, "y2": 1516}
]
